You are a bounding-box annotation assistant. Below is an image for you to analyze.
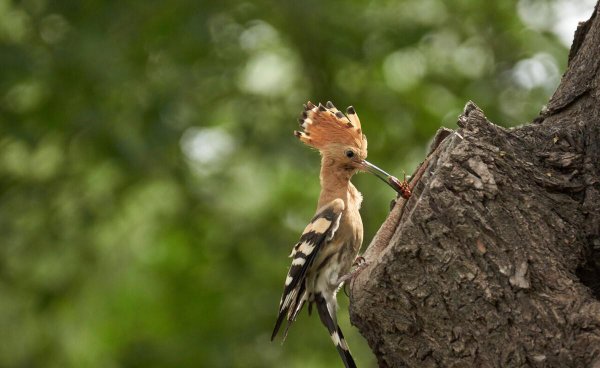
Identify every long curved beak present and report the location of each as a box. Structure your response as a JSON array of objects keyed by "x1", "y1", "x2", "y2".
[{"x1": 358, "y1": 159, "x2": 404, "y2": 194}]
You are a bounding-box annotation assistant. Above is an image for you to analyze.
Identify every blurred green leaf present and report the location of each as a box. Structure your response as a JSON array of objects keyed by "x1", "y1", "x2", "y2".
[{"x1": 0, "y1": 0, "x2": 595, "y2": 367}]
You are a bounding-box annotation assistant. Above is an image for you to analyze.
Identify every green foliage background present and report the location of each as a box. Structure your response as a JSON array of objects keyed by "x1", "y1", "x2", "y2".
[{"x1": 0, "y1": 0, "x2": 592, "y2": 367}]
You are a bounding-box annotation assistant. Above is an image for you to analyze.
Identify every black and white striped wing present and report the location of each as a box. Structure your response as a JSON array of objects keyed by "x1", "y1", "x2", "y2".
[{"x1": 271, "y1": 198, "x2": 344, "y2": 341}]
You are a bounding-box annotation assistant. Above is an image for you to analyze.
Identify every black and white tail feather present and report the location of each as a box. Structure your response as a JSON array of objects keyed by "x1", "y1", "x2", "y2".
[
  {"x1": 271, "y1": 199, "x2": 357, "y2": 368},
  {"x1": 315, "y1": 292, "x2": 356, "y2": 368}
]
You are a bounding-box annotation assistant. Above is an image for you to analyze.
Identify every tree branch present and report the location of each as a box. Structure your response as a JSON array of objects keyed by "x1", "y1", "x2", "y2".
[{"x1": 350, "y1": 3, "x2": 600, "y2": 367}]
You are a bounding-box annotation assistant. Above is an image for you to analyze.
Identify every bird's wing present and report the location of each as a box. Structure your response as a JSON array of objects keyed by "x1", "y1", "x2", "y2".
[{"x1": 271, "y1": 198, "x2": 344, "y2": 341}]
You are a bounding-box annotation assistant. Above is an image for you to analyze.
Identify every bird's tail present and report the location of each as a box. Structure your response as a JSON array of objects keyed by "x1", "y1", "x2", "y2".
[{"x1": 315, "y1": 293, "x2": 357, "y2": 368}]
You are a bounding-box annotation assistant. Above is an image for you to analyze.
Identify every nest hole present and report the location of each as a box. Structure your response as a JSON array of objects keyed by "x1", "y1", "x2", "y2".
[{"x1": 576, "y1": 253, "x2": 600, "y2": 300}]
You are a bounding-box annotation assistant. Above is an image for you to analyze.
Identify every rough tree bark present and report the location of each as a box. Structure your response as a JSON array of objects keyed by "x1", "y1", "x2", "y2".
[{"x1": 349, "y1": 3, "x2": 600, "y2": 368}]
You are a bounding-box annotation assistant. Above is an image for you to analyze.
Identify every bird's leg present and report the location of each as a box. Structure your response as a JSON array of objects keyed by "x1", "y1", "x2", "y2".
[{"x1": 337, "y1": 256, "x2": 370, "y2": 285}]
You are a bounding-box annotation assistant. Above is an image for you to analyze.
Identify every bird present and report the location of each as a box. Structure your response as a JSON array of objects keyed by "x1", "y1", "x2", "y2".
[{"x1": 271, "y1": 101, "x2": 403, "y2": 368}]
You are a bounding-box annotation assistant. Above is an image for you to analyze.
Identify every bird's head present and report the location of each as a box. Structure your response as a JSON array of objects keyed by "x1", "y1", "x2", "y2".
[{"x1": 295, "y1": 101, "x2": 399, "y2": 189}]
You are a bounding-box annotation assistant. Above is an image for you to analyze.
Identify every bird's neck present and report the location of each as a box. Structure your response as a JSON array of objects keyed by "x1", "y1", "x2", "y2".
[{"x1": 317, "y1": 156, "x2": 357, "y2": 208}]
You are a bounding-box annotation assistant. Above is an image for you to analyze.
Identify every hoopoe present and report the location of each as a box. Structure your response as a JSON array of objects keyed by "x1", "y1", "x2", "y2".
[{"x1": 271, "y1": 101, "x2": 403, "y2": 368}]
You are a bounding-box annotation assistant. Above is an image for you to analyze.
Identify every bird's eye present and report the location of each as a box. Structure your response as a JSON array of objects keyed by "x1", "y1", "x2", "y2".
[{"x1": 345, "y1": 150, "x2": 355, "y2": 158}]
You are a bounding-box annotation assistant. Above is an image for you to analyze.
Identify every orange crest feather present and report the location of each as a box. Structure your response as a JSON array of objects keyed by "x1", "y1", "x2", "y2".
[{"x1": 294, "y1": 101, "x2": 366, "y2": 153}]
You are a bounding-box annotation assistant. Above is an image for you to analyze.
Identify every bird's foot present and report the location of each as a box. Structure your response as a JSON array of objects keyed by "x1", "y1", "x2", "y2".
[
  {"x1": 353, "y1": 256, "x2": 367, "y2": 268},
  {"x1": 337, "y1": 257, "x2": 370, "y2": 285}
]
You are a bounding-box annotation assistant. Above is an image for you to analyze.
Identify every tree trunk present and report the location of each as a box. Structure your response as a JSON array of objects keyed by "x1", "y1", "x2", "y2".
[{"x1": 349, "y1": 3, "x2": 600, "y2": 367}]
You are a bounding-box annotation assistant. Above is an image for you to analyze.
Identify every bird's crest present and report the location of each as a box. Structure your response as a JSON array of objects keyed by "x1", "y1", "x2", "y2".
[{"x1": 294, "y1": 101, "x2": 367, "y2": 155}]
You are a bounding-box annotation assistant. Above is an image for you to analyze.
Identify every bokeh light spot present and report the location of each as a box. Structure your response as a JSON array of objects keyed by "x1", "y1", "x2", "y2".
[
  {"x1": 180, "y1": 127, "x2": 236, "y2": 175},
  {"x1": 383, "y1": 49, "x2": 427, "y2": 92}
]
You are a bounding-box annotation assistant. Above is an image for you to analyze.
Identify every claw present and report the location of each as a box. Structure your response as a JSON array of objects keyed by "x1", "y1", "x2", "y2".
[
  {"x1": 337, "y1": 257, "x2": 370, "y2": 285},
  {"x1": 353, "y1": 256, "x2": 367, "y2": 267}
]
